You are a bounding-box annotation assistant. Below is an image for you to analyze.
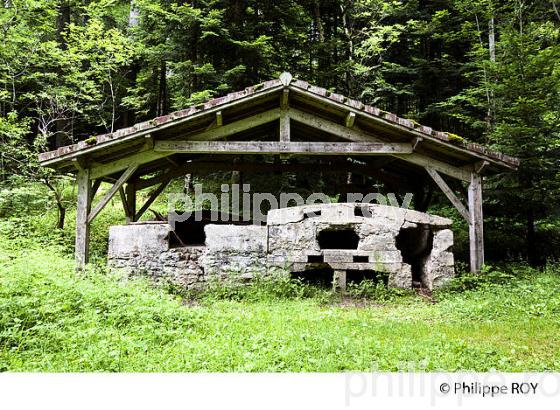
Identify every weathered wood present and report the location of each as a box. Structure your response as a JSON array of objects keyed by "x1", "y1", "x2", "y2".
[
  {"x1": 144, "y1": 134, "x2": 154, "y2": 150},
  {"x1": 91, "y1": 179, "x2": 102, "y2": 200},
  {"x1": 425, "y1": 167, "x2": 470, "y2": 222},
  {"x1": 188, "y1": 108, "x2": 281, "y2": 141},
  {"x1": 288, "y1": 108, "x2": 383, "y2": 143},
  {"x1": 125, "y1": 182, "x2": 136, "y2": 223},
  {"x1": 90, "y1": 149, "x2": 166, "y2": 180},
  {"x1": 75, "y1": 168, "x2": 91, "y2": 269},
  {"x1": 468, "y1": 172, "x2": 484, "y2": 272},
  {"x1": 394, "y1": 153, "x2": 471, "y2": 182},
  {"x1": 154, "y1": 140, "x2": 413, "y2": 155},
  {"x1": 89, "y1": 109, "x2": 281, "y2": 180},
  {"x1": 412, "y1": 136, "x2": 423, "y2": 151},
  {"x1": 135, "y1": 178, "x2": 171, "y2": 222},
  {"x1": 72, "y1": 157, "x2": 87, "y2": 171},
  {"x1": 345, "y1": 112, "x2": 356, "y2": 128},
  {"x1": 87, "y1": 164, "x2": 138, "y2": 224},
  {"x1": 475, "y1": 160, "x2": 490, "y2": 174},
  {"x1": 279, "y1": 112, "x2": 290, "y2": 142},
  {"x1": 118, "y1": 186, "x2": 131, "y2": 221},
  {"x1": 281, "y1": 89, "x2": 289, "y2": 109}
]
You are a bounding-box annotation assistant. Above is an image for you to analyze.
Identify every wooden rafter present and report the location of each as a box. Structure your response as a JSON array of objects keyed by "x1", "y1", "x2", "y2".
[
  {"x1": 135, "y1": 178, "x2": 172, "y2": 222},
  {"x1": 425, "y1": 166, "x2": 470, "y2": 223}
]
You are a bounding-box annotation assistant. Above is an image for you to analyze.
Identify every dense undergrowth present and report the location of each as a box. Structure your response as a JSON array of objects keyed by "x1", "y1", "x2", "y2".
[{"x1": 0, "y1": 182, "x2": 559, "y2": 371}]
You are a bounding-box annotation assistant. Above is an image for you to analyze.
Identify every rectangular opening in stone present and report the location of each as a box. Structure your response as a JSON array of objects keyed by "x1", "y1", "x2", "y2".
[
  {"x1": 346, "y1": 269, "x2": 388, "y2": 285},
  {"x1": 291, "y1": 266, "x2": 334, "y2": 287},
  {"x1": 317, "y1": 228, "x2": 359, "y2": 249},
  {"x1": 307, "y1": 254, "x2": 324, "y2": 263},
  {"x1": 352, "y1": 255, "x2": 369, "y2": 263},
  {"x1": 169, "y1": 220, "x2": 206, "y2": 248}
]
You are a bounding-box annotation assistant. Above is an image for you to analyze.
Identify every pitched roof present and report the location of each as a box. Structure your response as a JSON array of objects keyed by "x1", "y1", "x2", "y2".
[{"x1": 39, "y1": 72, "x2": 519, "y2": 178}]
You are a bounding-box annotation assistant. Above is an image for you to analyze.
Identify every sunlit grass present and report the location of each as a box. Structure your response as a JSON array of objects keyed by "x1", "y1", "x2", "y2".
[{"x1": 1, "y1": 238, "x2": 558, "y2": 372}]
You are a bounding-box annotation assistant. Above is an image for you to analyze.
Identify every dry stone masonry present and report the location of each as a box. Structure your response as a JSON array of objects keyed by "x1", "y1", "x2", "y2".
[{"x1": 108, "y1": 203, "x2": 455, "y2": 290}]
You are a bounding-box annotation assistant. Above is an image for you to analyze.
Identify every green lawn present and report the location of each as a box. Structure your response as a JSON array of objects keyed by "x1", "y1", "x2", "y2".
[{"x1": 1, "y1": 237, "x2": 559, "y2": 372}]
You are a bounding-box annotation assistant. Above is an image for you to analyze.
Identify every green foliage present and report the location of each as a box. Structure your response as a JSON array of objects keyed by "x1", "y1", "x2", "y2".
[
  {"x1": 346, "y1": 279, "x2": 409, "y2": 302},
  {"x1": 189, "y1": 273, "x2": 334, "y2": 304}
]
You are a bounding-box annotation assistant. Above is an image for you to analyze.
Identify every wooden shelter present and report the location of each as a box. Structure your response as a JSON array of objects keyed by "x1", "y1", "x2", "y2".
[{"x1": 39, "y1": 72, "x2": 519, "y2": 272}]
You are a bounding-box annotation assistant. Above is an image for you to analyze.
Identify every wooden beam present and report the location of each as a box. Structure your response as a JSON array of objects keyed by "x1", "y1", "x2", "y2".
[
  {"x1": 475, "y1": 160, "x2": 490, "y2": 174},
  {"x1": 288, "y1": 108, "x2": 383, "y2": 143},
  {"x1": 72, "y1": 157, "x2": 87, "y2": 171},
  {"x1": 412, "y1": 136, "x2": 423, "y2": 151},
  {"x1": 468, "y1": 173, "x2": 484, "y2": 273},
  {"x1": 186, "y1": 108, "x2": 280, "y2": 141},
  {"x1": 125, "y1": 182, "x2": 136, "y2": 223},
  {"x1": 144, "y1": 134, "x2": 154, "y2": 150},
  {"x1": 135, "y1": 178, "x2": 171, "y2": 221},
  {"x1": 91, "y1": 179, "x2": 102, "y2": 200},
  {"x1": 118, "y1": 186, "x2": 131, "y2": 220},
  {"x1": 87, "y1": 164, "x2": 138, "y2": 224},
  {"x1": 394, "y1": 153, "x2": 471, "y2": 182},
  {"x1": 345, "y1": 112, "x2": 356, "y2": 128},
  {"x1": 154, "y1": 140, "x2": 413, "y2": 155},
  {"x1": 281, "y1": 89, "x2": 289, "y2": 109},
  {"x1": 425, "y1": 166, "x2": 470, "y2": 222},
  {"x1": 279, "y1": 112, "x2": 290, "y2": 142},
  {"x1": 75, "y1": 168, "x2": 91, "y2": 269},
  {"x1": 90, "y1": 149, "x2": 166, "y2": 180}
]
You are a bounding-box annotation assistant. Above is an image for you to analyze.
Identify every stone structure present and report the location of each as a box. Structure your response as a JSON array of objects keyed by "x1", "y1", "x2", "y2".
[{"x1": 108, "y1": 203, "x2": 455, "y2": 290}]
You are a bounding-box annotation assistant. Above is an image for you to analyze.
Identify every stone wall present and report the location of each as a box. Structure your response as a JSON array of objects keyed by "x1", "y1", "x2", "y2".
[{"x1": 107, "y1": 203, "x2": 455, "y2": 290}]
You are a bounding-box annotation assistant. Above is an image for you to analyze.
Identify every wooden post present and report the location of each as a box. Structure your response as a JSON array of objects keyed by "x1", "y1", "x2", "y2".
[
  {"x1": 76, "y1": 168, "x2": 91, "y2": 269},
  {"x1": 468, "y1": 173, "x2": 484, "y2": 272},
  {"x1": 125, "y1": 182, "x2": 136, "y2": 223}
]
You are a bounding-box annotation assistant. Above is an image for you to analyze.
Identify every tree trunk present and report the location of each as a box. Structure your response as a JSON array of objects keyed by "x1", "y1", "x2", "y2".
[
  {"x1": 157, "y1": 61, "x2": 168, "y2": 116},
  {"x1": 488, "y1": 17, "x2": 496, "y2": 62},
  {"x1": 44, "y1": 178, "x2": 66, "y2": 230},
  {"x1": 526, "y1": 209, "x2": 539, "y2": 267},
  {"x1": 56, "y1": 1, "x2": 71, "y2": 49}
]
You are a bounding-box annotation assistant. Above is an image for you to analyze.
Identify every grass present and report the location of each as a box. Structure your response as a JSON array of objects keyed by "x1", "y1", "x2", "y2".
[{"x1": 1, "y1": 237, "x2": 559, "y2": 372}]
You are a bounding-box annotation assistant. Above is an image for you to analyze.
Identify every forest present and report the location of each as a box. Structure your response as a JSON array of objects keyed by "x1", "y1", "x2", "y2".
[{"x1": 1, "y1": 0, "x2": 559, "y2": 266}]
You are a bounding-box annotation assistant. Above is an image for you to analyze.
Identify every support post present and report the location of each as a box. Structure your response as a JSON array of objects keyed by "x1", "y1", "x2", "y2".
[
  {"x1": 76, "y1": 168, "x2": 91, "y2": 269},
  {"x1": 468, "y1": 173, "x2": 484, "y2": 272},
  {"x1": 125, "y1": 182, "x2": 136, "y2": 223}
]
